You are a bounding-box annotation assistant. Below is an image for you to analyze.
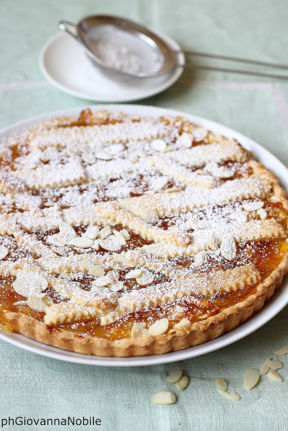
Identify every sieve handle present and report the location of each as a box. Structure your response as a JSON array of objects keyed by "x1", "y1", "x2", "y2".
[
  {"x1": 59, "y1": 20, "x2": 79, "y2": 41},
  {"x1": 179, "y1": 49, "x2": 288, "y2": 71},
  {"x1": 180, "y1": 63, "x2": 288, "y2": 80}
]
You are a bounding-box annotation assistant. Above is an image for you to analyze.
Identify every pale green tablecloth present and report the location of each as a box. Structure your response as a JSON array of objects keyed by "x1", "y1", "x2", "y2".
[{"x1": 1, "y1": 1, "x2": 288, "y2": 430}]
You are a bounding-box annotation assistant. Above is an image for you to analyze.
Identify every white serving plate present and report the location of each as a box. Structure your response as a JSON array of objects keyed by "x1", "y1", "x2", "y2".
[
  {"x1": 39, "y1": 32, "x2": 184, "y2": 102},
  {"x1": 0, "y1": 104, "x2": 287, "y2": 367}
]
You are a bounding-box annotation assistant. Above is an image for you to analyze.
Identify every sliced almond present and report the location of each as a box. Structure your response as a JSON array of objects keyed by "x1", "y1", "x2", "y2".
[
  {"x1": 109, "y1": 281, "x2": 123, "y2": 292},
  {"x1": 205, "y1": 161, "x2": 234, "y2": 179},
  {"x1": 217, "y1": 388, "x2": 240, "y2": 401},
  {"x1": 215, "y1": 378, "x2": 228, "y2": 391},
  {"x1": 13, "y1": 271, "x2": 48, "y2": 298},
  {"x1": 59, "y1": 222, "x2": 77, "y2": 238},
  {"x1": 105, "y1": 144, "x2": 124, "y2": 155},
  {"x1": 269, "y1": 359, "x2": 283, "y2": 371},
  {"x1": 89, "y1": 266, "x2": 105, "y2": 277},
  {"x1": 106, "y1": 270, "x2": 119, "y2": 282},
  {"x1": 112, "y1": 230, "x2": 127, "y2": 245},
  {"x1": 50, "y1": 245, "x2": 67, "y2": 256},
  {"x1": 0, "y1": 245, "x2": 9, "y2": 260},
  {"x1": 192, "y1": 127, "x2": 207, "y2": 141},
  {"x1": 93, "y1": 275, "x2": 111, "y2": 288},
  {"x1": 48, "y1": 223, "x2": 77, "y2": 246},
  {"x1": 47, "y1": 233, "x2": 66, "y2": 247},
  {"x1": 208, "y1": 232, "x2": 220, "y2": 251},
  {"x1": 175, "y1": 375, "x2": 189, "y2": 391},
  {"x1": 174, "y1": 318, "x2": 190, "y2": 329},
  {"x1": 257, "y1": 208, "x2": 267, "y2": 220},
  {"x1": 94, "y1": 151, "x2": 112, "y2": 160},
  {"x1": 85, "y1": 225, "x2": 99, "y2": 240},
  {"x1": 144, "y1": 209, "x2": 159, "y2": 223},
  {"x1": 151, "y1": 139, "x2": 167, "y2": 152},
  {"x1": 275, "y1": 345, "x2": 288, "y2": 356},
  {"x1": 260, "y1": 359, "x2": 271, "y2": 375},
  {"x1": 81, "y1": 150, "x2": 96, "y2": 164},
  {"x1": 99, "y1": 226, "x2": 112, "y2": 239},
  {"x1": 131, "y1": 322, "x2": 147, "y2": 338},
  {"x1": 40, "y1": 146, "x2": 59, "y2": 162},
  {"x1": 243, "y1": 368, "x2": 260, "y2": 390},
  {"x1": 267, "y1": 369, "x2": 283, "y2": 382},
  {"x1": 69, "y1": 236, "x2": 93, "y2": 249},
  {"x1": 176, "y1": 133, "x2": 193, "y2": 148},
  {"x1": 98, "y1": 238, "x2": 122, "y2": 252},
  {"x1": 167, "y1": 370, "x2": 183, "y2": 384},
  {"x1": 192, "y1": 251, "x2": 206, "y2": 268},
  {"x1": 243, "y1": 201, "x2": 264, "y2": 211},
  {"x1": 136, "y1": 269, "x2": 154, "y2": 286},
  {"x1": 152, "y1": 391, "x2": 176, "y2": 405},
  {"x1": 148, "y1": 318, "x2": 169, "y2": 336},
  {"x1": 220, "y1": 235, "x2": 237, "y2": 261},
  {"x1": 27, "y1": 295, "x2": 49, "y2": 312},
  {"x1": 120, "y1": 229, "x2": 130, "y2": 240},
  {"x1": 92, "y1": 240, "x2": 99, "y2": 250},
  {"x1": 125, "y1": 269, "x2": 143, "y2": 279}
]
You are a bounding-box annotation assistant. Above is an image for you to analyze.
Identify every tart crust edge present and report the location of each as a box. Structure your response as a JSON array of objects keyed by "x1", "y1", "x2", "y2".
[{"x1": 2, "y1": 249, "x2": 288, "y2": 357}]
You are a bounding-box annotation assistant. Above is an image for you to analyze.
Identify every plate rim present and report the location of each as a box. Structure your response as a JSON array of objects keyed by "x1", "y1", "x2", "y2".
[
  {"x1": 39, "y1": 31, "x2": 184, "y2": 102},
  {"x1": 0, "y1": 103, "x2": 288, "y2": 367}
]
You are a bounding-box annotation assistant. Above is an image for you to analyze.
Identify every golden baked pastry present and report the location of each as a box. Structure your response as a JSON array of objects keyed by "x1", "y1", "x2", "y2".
[{"x1": 0, "y1": 108, "x2": 287, "y2": 356}]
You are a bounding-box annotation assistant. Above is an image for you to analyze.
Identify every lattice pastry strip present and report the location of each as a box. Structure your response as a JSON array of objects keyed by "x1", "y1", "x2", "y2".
[
  {"x1": 147, "y1": 206, "x2": 287, "y2": 248},
  {"x1": 86, "y1": 158, "x2": 136, "y2": 182},
  {"x1": 16, "y1": 207, "x2": 63, "y2": 232},
  {"x1": 6, "y1": 192, "x2": 42, "y2": 212},
  {"x1": 0, "y1": 223, "x2": 43, "y2": 263},
  {"x1": 13, "y1": 213, "x2": 153, "y2": 261},
  {"x1": 47, "y1": 276, "x2": 118, "y2": 310},
  {"x1": 29, "y1": 120, "x2": 175, "y2": 150},
  {"x1": 44, "y1": 302, "x2": 99, "y2": 326},
  {"x1": 127, "y1": 219, "x2": 286, "y2": 259},
  {"x1": 151, "y1": 161, "x2": 219, "y2": 188},
  {"x1": 100, "y1": 264, "x2": 261, "y2": 326},
  {"x1": 14, "y1": 159, "x2": 86, "y2": 190},
  {"x1": 42, "y1": 253, "x2": 177, "y2": 324},
  {"x1": 83, "y1": 203, "x2": 190, "y2": 247},
  {"x1": 152, "y1": 140, "x2": 250, "y2": 168},
  {"x1": 37, "y1": 253, "x2": 118, "y2": 275},
  {"x1": 117, "y1": 176, "x2": 270, "y2": 221},
  {"x1": 12, "y1": 229, "x2": 55, "y2": 259}
]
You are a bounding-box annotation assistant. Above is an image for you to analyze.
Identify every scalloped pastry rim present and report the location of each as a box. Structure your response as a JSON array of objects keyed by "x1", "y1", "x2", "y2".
[{"x1": 2, "y1": 249, "x2": 288, "y2": 357}]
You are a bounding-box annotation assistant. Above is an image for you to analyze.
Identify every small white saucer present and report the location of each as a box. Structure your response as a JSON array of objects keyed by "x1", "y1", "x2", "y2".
[{"x1": 39, "y1": 32, "x2": 184, "y2": 102}]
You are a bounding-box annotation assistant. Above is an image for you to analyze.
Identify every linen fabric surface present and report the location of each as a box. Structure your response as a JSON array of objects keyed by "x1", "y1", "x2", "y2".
[{"x1": 0, "y1": 1, "x2": 288, "y2": 430}]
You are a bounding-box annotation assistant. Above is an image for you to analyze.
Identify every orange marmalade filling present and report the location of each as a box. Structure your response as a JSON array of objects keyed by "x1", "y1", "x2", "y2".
[{"x1": 0, "y1": 239, "x2": 287, "y2": 340}]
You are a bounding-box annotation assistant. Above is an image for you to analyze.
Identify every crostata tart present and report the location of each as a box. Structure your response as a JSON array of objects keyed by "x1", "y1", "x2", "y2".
[{"x1": 0, "y1": 108, "x2": 287, "y2": 356}]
